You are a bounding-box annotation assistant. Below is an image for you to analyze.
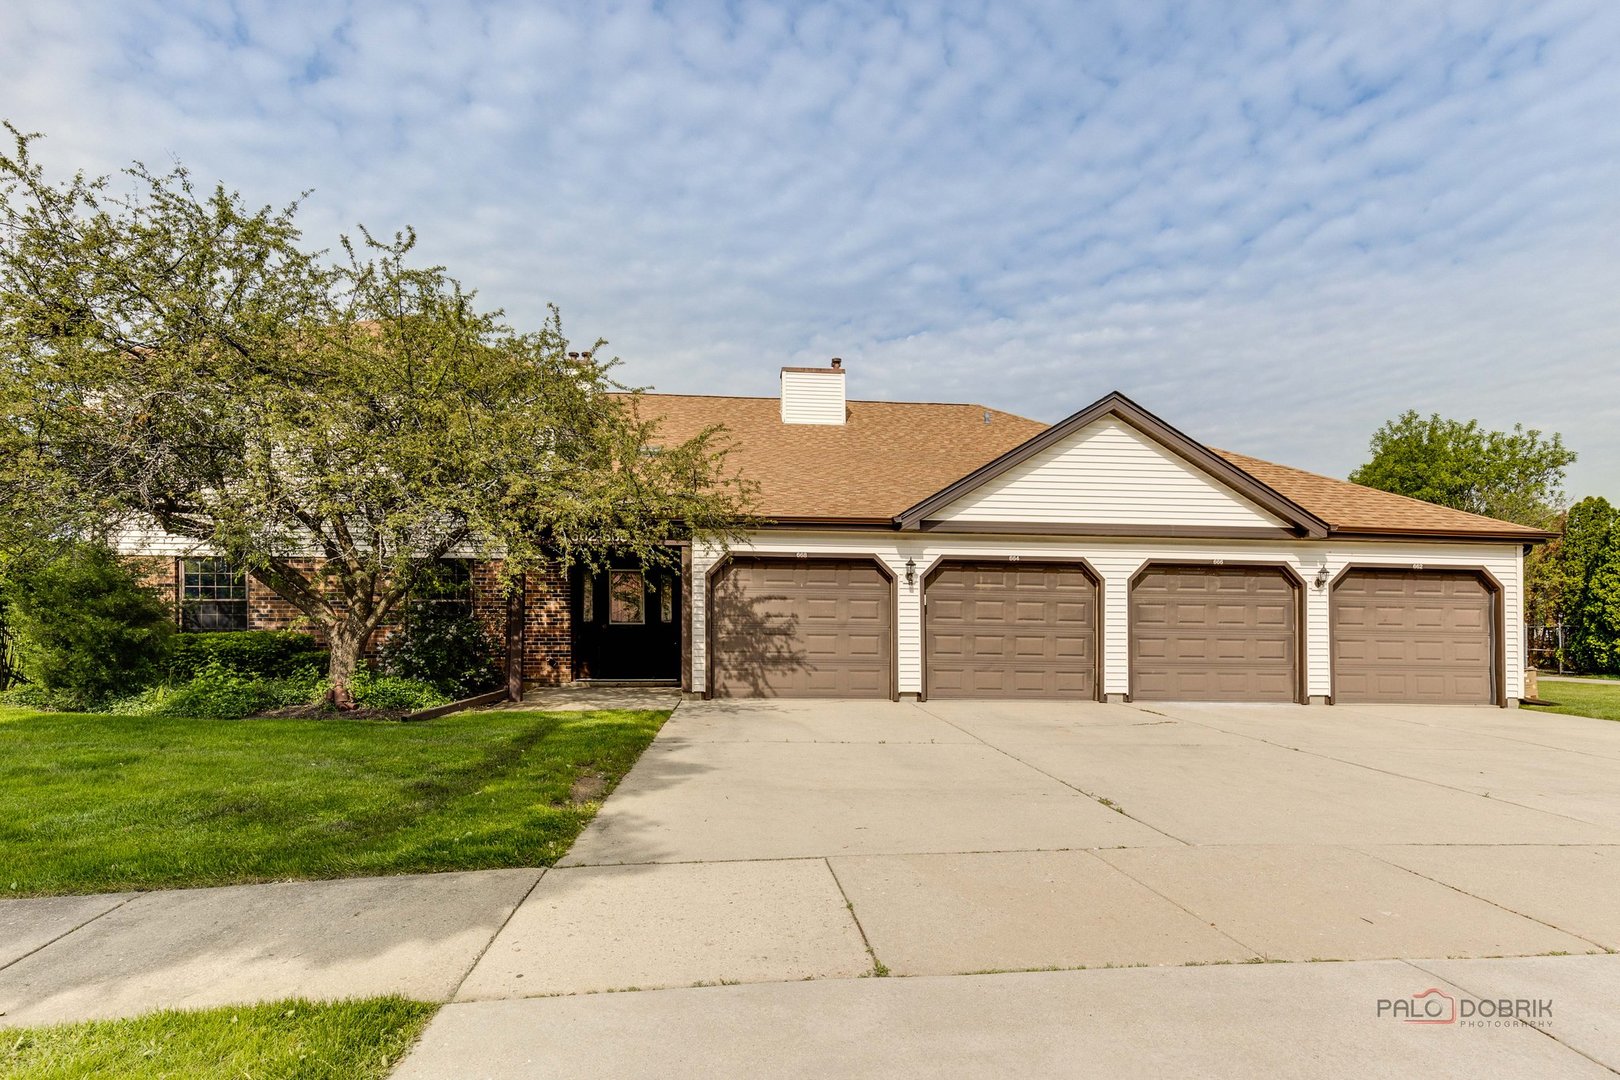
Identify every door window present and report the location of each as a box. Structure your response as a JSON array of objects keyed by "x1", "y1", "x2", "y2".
[{"x1": 609, "y1": 570, "x2": 645, "y2": 624}]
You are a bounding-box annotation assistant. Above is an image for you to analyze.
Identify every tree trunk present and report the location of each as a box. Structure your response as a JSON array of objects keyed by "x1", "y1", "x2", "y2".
[{"x1": 325, "y1": 623, "x2": 367, "y2": 709}]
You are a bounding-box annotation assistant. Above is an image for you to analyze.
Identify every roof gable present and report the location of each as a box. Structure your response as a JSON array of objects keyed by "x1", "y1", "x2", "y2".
[{"x1": 896, "y1": 392, "x2": 1330, "y2": 537}]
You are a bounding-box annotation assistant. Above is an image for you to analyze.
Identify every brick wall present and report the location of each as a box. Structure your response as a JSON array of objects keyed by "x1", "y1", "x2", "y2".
[
  {"x1": 520, "y1": 564, "x2": 573, "y2": 685},
  {"x1": 134, "y1": 554, "x2": 574, "y2": 682},
  {"x1": 247, "y1": 559, "x2": 321, "y2": 635},
  {"x1": 470, "y1": 560, "x2": 511, "y2": 654},
  {"x1": 130, "y1": 556, "x2": 178, "y2": 619}
]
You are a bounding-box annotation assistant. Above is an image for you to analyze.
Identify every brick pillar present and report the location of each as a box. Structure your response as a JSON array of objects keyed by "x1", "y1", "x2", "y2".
[{"x1": 519, "y1": 563, "x2": 572, "y2": 686}]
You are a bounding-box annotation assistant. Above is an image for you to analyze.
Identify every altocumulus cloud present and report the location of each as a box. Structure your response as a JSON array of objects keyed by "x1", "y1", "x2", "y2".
[{"x1": 4, "y1": 0, "x2": 1618, "y2": 494}]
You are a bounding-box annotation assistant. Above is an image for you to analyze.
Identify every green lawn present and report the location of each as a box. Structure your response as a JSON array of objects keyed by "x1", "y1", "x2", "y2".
[
  {"x1": 0, "y1": 706, "x2": 667, "y2": 897},
  {"x1": 0, "y1": 996, "x2": 435, "y2": 1079},
  {"x1": 1527, "y1": 679, "x2": 1620, "y2": 722}
]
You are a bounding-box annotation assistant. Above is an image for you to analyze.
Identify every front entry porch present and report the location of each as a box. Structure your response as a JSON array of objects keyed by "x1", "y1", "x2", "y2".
[{"x1": 569, "y1": 558, "x2": 682, "y2": 683}]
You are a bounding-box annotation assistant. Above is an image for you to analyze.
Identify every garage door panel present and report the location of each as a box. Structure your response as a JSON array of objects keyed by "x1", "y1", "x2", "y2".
[
  {"x1": 1254, "y1": 639, "x2": 1288, "y2": 662},
  {"x1": 925, "y1": 563, "x2": 1098, "y2": 700},
  {"x1": 1013, "y1": 601, "x2": 1049, "y2": 622},
  {"x1": 711, "y1": 559, "x2": 892, "y2": 698},
  {"x1": 970, "y1": 600, "x2": 1005, "y2": 622},
  {"x1": 1130, "y1": 566, "x2": 1298, "y2": 702},
  {"x1": 1332, "y1": 569, "x2": 1494, "y2": 705},
  {"x1": 1010, "y1": 634, "x2": 1051, "y2": 659},
  {"x1": 972, "y1": 634, "x2": 1011, "y2": 659},
  {"x1": 1054, "y1": 634, "x2": 1093, "y2": 660}
]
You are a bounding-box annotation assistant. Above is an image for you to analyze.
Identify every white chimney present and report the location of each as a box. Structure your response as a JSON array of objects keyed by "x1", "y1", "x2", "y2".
[{"x1": 779, "y1": 359, "x2": 847, "y2": 425}]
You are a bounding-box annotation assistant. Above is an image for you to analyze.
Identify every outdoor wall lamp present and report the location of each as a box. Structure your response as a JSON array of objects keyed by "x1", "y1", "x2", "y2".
[
  {"x1": 1314, "y1": 564, "x2": 1331, "y2": 590},
  {"x1": 904, "y1": 558, "x2": 917, "y2": 586}
]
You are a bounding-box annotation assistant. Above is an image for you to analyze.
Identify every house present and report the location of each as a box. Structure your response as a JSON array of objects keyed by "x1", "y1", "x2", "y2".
[{"x1": 132, "y1": 360, "x2": 1550, "y2": 706}]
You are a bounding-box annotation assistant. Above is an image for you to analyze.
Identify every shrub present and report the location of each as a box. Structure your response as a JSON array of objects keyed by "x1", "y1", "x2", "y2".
[
  {"x1": 111, "y1": 662, "x2": 330, "y2": 720},
  {"x1": 350, "y1": 669, "x2": 452, "y2": 713},
  {"x1": 6, "y1": 545, "x2": 173, "y2": 707},
  {"x1": 0, "y1": 683, "x2": 69, "y2": 711},
  {"x1": 100, "y1": 664, "x2": 444, "y2": 719},
  {"x1": 378, "y1": 601, "x2": 501, "y2": 698},
  {"x1": 154, "y1": 662, "x2": 285, "y2": 720},
  {"x1": 166, "y1": 630, "x2": 328, "y2": 681}
]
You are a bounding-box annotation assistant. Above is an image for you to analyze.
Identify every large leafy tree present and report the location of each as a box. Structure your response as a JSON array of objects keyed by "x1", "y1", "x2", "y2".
[
  {"x1": 1532, "y1": 498, "x2": 1620, "y2": 674},
  {"x1": 1349, "y1": 410, "x2": 1575, "y2": 528},
  {"x1": 0, "y1": 126, "x2": 749, "y2": 706}
]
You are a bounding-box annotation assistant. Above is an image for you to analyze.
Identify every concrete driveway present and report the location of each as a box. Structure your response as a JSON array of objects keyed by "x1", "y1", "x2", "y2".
[{"x1": 408, "y1": 698, "x2": 1620, "y2": 1077}]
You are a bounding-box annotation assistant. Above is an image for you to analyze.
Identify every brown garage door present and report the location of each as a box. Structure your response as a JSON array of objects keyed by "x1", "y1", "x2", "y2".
[
  {"x1": 1332, "y1": 569, "x2": 1495, "y2": 704},
  {"x1": 709, "y1": 558, "x2": 892, "y2": 698},
  {"x1": 1130, "y1": 565, "x2": 1299, "y2": 701},
  {"x1": 925, "y1": 562, "x2": 1098, "y2": 699}
]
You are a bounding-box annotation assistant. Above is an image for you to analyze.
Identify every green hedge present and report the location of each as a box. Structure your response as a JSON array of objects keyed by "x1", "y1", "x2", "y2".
[{"x1": 166, "y1": 631, "x2": 328, "y2": 681}]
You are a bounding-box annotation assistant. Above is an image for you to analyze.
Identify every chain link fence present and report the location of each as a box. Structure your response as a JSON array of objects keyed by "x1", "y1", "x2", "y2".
[{"x1": 1525, "y1": 623, "x2": 1565, "y2": 674}]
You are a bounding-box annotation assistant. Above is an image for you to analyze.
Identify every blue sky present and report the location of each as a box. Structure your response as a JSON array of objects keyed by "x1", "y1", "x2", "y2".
[{"x1": 5, "y1": 1, "x2": 1619, "y2": 497}]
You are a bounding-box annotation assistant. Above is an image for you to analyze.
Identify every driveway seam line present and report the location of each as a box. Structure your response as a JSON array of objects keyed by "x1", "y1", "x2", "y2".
[
  {"x1": 912, "y1": 702, "x2": 1194, "y2": 846},
  {"x1": 1354, "y1": 847, "x2": 1615, "y2": 955},
  {"x1": 446, "y1": 867, "x2": 548, "y2": 1003},
  {"x1": 1399, "y1": 958, "x2": 1620, "y2": 1077},
  {"x1": 1081, "y1": 849, "x2": 1271, "y2": 962},
  {"x1": 0, "y1": 893, "x2": 140, "y2": 975},
  {"x1": 555, "y1": 841, "x2": 1620, "y2": 871},
  {"x1": 821, "y1": 858, "x2": 887, "y2": 977},
  {"x1": 1126, "y1": 705, "x2": 1618, "y2": 832}
]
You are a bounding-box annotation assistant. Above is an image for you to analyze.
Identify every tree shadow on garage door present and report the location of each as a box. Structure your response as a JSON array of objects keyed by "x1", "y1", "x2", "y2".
[{"x1": 709, "y1": 576, "x2": 810, "y2": 697}]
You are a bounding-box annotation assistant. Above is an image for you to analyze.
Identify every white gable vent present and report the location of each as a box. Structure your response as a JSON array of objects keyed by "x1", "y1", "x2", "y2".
[{"x1": 779, "y1": 359, "x2": 847, "y2": 425}]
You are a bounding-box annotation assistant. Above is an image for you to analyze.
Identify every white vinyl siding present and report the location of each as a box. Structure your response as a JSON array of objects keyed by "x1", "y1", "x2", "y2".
[
  {"x1": 692, "y1": 532, "x2": 1525, "y2": 702},
  {"x1": 779, "y1": 369, "x2": 846, "y2": 425},
  {"x1": 930, "y1": 417, "x2": 1288, "y2": 529},
  {"x1": 112, "y1": 522, "x2": 484, "y2": 559}
]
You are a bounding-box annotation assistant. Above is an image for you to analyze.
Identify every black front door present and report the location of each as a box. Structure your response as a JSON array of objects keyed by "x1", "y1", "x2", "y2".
[{"x1": 571, "y1": 560, "x2": 681, "y2": 681}]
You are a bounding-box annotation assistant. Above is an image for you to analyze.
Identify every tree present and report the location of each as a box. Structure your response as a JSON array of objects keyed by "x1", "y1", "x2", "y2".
[
  {"x1": 1349, "y1": 410, "x2": 1576, "y2": 528},
  {"x1": 0, "y1": 125, "x2": 750, "y2": 707},
  {"x1": 1533, "y1": 497, "x2": 1620, "y2": 674}
]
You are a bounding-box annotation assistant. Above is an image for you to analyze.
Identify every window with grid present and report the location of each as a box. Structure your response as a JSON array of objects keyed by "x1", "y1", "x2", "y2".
[
  {"x1": 181, "y1": 559, "x2": 248, "y2": 631},
  {"x1": 414, "y1": 560, "x2": 474, "y2": 613}
]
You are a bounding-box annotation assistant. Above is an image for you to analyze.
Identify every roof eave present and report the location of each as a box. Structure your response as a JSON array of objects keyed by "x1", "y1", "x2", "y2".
[{"x1": 1325, "y1": 526, "x2": 1558, "y2": 543}]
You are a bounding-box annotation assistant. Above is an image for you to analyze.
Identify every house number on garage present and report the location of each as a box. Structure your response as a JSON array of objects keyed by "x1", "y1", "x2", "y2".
[{"x1": 1008, "y1": 554, "x2": 1020, "y2": 561}]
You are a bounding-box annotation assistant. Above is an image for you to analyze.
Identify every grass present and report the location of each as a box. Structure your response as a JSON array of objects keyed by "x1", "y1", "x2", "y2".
[
  {"x1": 1527, "y1": 679, "x2": 1620, "y2": 722},
  {"x1": 0, "y1": 996, "x2": 434, "y2": 1079},
  {"x1": 0, "y1": 706, "x2": 668, "y2": 897}
]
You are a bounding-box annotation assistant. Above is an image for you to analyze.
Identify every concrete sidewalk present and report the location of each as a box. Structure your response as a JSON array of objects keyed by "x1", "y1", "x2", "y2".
[
  {"x1": 397, "y1": 956, "x2": 1620, "y2": 1079},
  {"x1": 0, "y1": 869, "x2": 540, "y2": 1028}
]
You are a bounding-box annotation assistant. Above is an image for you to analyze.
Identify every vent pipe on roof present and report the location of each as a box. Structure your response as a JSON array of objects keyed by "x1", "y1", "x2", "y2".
[{"x1": 780, "y1": 360, "x2": 847, "y2": 425}]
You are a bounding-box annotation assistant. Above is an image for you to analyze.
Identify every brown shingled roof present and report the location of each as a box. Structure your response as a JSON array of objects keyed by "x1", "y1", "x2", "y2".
[
  {"x1": 624, "y1": 392, "x2": 1548, "y2": 540},
  {"x1": 1212, "y1": 449, "x2": 1551, "y2": 540},
  {"x1": 625, "y1": 394, "x2": 1046, "y2": 520}
]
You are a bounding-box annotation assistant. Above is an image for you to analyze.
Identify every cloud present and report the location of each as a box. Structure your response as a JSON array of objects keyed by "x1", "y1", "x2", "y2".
[{"x1": 4, "y1": 0, "x2": 1618, "y2": 495}]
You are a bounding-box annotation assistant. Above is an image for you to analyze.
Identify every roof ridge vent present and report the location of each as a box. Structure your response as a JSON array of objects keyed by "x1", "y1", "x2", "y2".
[{"x1": 780, "y1": 360, "x2": 847, "y2": 425}]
